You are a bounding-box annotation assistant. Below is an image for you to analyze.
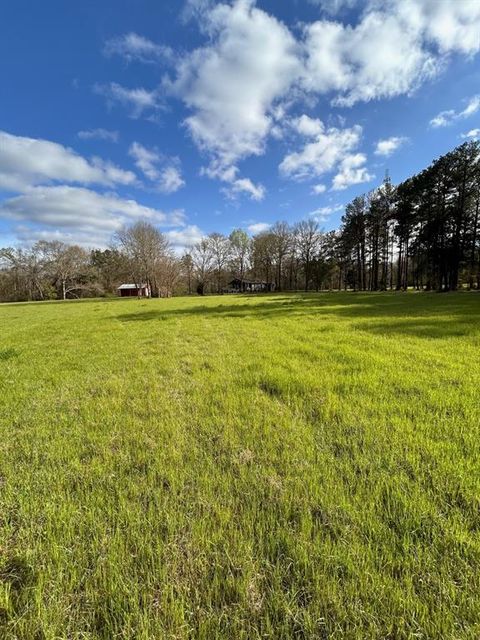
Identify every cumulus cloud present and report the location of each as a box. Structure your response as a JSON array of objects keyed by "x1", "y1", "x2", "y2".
[
  {"x1": 304, "y1": 0, "x2": 480, "y2": 106},
  {"x1": 12, "y1": 226, "x2": 113, "y2": 249},
  {"x1": 129, "y1": 142, "x2": 160, "y2": 181},
  {"x1": 166, "y1": 0, "x2": 480, "y2": 181},
  {"x1": 94, "y1": 82, "x2": 160, "y2": 118},
  {"x1": 159, "y1": 166, "x2": 185, "y2": 194},
  {"x1": 308, "y1": 0, "x2": 358, "y2": 14},
  {"x1": 421, "y1": 0, "x2": 480, "y2": 55},
  {"x1": 104, "y1": 32, "x2": 173, "y2": 64},
  {"x1": 309, "y1": 203, "x2": 344, "y2": 222},
  {"x1": 181, "y1": 0, "x2": 216, "y2": 25},
  {"x1": 332, "y1": 153, "x2": 374, "y2": 190},
  {"x1": 77, "y1": 128, "x2": 119, "y2": 142},
  {"x1": 280, "y1": 114, "x2": 374, "y2": 191},
  {"x1": 293, "y1": 114, "x2": 325, "y2": 137},
  {"x1": 167, "y1": 0, "x2": 301, "y2": 166},
  {"x1": 0, "y1": 185, "x2": 185, "y2": 247},
  {"x1": 0, "y1": 132, "x2": 193, "y2": 247},
  {"x1": 0, "y1": 130, "x2": 135, "y2": 192},
  {"x1": 128, "y1": 142, "x2": 185, "y2": 193},
  {"x1": 280, "y1": 117, "x2": 366, "y2": 184},
  {"x1": 303, "y1": 10, "x2": 439, "y2": 107},
  {"x1": 165, "y1": 224, "x2": 205, "y2": 253},
  {"x1": 430, "y1": 95, "x2": 480, "y2": 128},
  {"x1": 311, "y1": 184, "x2": 327, "y2": 194},
  {"x1": 202, "y1": 161, "x2": 265, "y2": 201},
  {"x1": 247, "y1": 222, "x2": 270, "y2": 234},
  {"x1": 462, "y1": 128, "x2": 480, "y2": 139},
  {"x1": 374, "y1": 136, "x2": 408, "y2": 156},
  {"x1": 225, "y1": 177, "x2": 265, "y2": 201}
]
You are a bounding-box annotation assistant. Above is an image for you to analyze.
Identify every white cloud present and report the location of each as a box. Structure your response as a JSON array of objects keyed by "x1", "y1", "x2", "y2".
[
  {"x1": 201, "y1": 162, "x2": 238, "y2": 184},
  {"x1": 420, "y1": 0, "x2": 480, "y2": 55},
  {"x1": 165, "y1": 224, "x2": 205, "y2": 253},
  {"x1": 308, "y1": 0, "x2": 358, "y2": 15},
  {"x1": 303, "y1": 0, "x2": 480, "y2": 106},
  {"x1": 202, "y1": 161, "x2": 265, "y2": 200},
  {"x1": 181, "y1": 0, "x2": 216, "y2": 25},
  {"x1": 302, "y1": 10, "x2": 438, "y2": 107},
  {"x1": 94, "y1": 82, "x2": 160, "y2": 118},
  {"x1": 167, "y1": 0, "x2": 480, "y2": 170},
  {"x1": 281, "y1": 115, "x2": 373, "y2": 191},
  {"x1": 129, "y1": 142, "x2": 162, "y2": 181},
  {"x1": 247, "y1": 222, "x2": 271, "y2": 234},
  {"x1": 129, "y1": 142, "x2": 185, "y2": 193},
  {"x1": 104, "y1": 32, "x2": 173, "y2": 64},
  {"x1": 301, "y1": 22, "x2": 355, "y2": 96},
  {"x1": 0, "y1": 130, "x2": 135, "y2": 192},
  {"x1": 332, "y1": 153, "x2": 374, "y2": 190},
  {"x1": 159, "y1": 166, "x2": 185, "y2": 194},
  {"x1": 168, "y1": 0, "x2": 301, "y2": 165},
  {"x1": 160, "y1": 0, "x2": 480, "y2": 193},
  {"x1": 77, "y1": 128, "x2": 119, "y2": 142},
  {"x1": 430, "y1": 95, "x2": 480, "y2": 127},
  {"x1": 374, "y1": 136, "x2": 408, "y2": 156},
  {"x1": 280, "y1": 115, "x2": 374, "y2": 191},
  {"x1": 463, "y1": 96, "x2": 480, "y2": 117},
  {"x1": 312, "y1": 184, "x2": 327, "y2": 194},
  {"x1": 280, "y1": 119, "x2": 363, "y2": 181},
  {"x1": 292, "y1": 115, "x2": 325, "y2": 138},
  {"x1": 309, "y1": 203, "x2": 344, "y2": 222},
  {"x1": 462, "y1": 128, "x2": 480, "y2": 139},
  {"x1": 12, "y1": 226, "x2": 112, "y2": 249},
  {"x1": 429, "y1": 110, "x2": 456, "y2": 129},
  {"x1": 225, "y1": 177, "x2": 265, "y2": 201},
  {"x1": 0, "y1": 186, "x2": 185, "y2": 247}
]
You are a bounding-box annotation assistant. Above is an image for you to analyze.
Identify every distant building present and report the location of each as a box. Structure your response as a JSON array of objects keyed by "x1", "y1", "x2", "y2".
[
  {"x1": 227, "y1": 278, "x2": 275, "y2": 293},
  {"x1": 117, "y1": 283, "x2": 150, "y2": 297}
]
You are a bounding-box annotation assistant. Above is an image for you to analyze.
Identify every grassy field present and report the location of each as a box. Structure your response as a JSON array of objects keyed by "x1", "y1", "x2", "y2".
[{"x1": 0, "y1": 292, "x2": 479, "y2": 639}]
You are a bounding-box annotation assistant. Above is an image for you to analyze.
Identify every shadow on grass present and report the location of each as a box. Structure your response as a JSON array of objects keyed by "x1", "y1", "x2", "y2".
[
  {"x1": 0, "y1": 556, "x2": 37, "y2": 627},
  {"x1": 0, "y1": 348, "x2": 19, "y2": 361},
  {"x1": 115, "y1": 292, "x2": 480, "y2": 339},
  {"x1": 0, "y1": 296, "x2": 127, "y2": 308}
]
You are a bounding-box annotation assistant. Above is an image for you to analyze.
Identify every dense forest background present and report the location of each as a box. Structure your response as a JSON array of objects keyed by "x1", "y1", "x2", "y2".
[{"x1": 1, "y1": 141, "x2": 479, "y2": 301}]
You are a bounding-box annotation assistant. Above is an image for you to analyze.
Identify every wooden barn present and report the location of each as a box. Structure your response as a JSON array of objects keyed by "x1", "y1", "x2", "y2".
[
  {"x1": 227, "y1": 278, "x2": 275, "y2": 293},
  {"x1": 117, "y1": 283, "x2": 150, "y2": 297}
]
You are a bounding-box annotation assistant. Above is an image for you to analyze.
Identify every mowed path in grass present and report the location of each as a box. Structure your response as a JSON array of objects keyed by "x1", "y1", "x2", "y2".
[{"x1": 0, "y1": 292, "x2": 479, "y2": 639}]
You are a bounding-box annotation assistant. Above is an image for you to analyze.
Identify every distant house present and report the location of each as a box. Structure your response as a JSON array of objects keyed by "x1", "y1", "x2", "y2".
[
  {"x1": 227, "y1": 278, "x2": 275, "y2": 293},
  {"x1": 117, "y1": 283, "x2": 150, "y2": 297}
]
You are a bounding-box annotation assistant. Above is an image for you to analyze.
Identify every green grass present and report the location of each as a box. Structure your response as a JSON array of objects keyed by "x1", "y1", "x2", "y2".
[{"x1": 0, "y1": 292, "x2": 479, "y2": 639}]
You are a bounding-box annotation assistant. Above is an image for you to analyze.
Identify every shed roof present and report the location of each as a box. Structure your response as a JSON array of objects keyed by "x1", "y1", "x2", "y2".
[
  {"x1": 117, "y1": 283, "x2": 148, "y2": 290},
  {"x1": 229, "y1": 278, "x2": 272, "y2": 285}
]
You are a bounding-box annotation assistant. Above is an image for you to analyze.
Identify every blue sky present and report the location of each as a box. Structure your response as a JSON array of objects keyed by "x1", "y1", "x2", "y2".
[{"x1": 1, "y1": 0, "x2": 479, "y2": 251}]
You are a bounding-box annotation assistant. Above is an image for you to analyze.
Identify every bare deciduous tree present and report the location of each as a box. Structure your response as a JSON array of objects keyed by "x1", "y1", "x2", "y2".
[
  {"x1": 180, "y1": 253, "x2": 194, "y2": 295},
  {"x1": 208, "y1": 233, "x2": 231, "y2": 293},
  {"x1": 271, "y1": 221, "x2": 291, "y2": 291},
  {"x1": 294, "y1": 219, "x2": 321, "y2": 291},
  {"x1": 39, "y1": 241, "x2": 89, "y2": 300},
  {"x1": 191, "y1": 238, "x2": 213, "y2": 295},
  {"x1": 251, "y1": 232, "x2": 276, "y2": 284},
  {"x1": 116, "y1": 221, "x2": 171, "y2": 298},
  {"x1": 229, "y1": 229, "x2": 250, "y2": 282}
]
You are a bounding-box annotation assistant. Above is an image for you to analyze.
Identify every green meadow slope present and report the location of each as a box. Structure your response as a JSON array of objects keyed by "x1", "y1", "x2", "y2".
[{"x1": 0, "y1": 292, "x2": 479, "y2": 639}]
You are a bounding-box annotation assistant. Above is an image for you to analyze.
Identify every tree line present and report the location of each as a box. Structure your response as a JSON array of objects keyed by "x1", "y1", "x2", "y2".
[
  {"x1": 340, "y1": 141, "x2": 480, "y2": 292},
  {"x1": 0, "y1": 223, "x2": 179, "y2": 302},
  {"x1": 1, "y1": 141, "x2": 479, "y2": 302}
]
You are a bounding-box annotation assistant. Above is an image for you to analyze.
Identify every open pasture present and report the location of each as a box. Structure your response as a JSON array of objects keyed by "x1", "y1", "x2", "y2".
[{"x1": 0, "y1": 292, "x2": 479, "y2": 639}]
